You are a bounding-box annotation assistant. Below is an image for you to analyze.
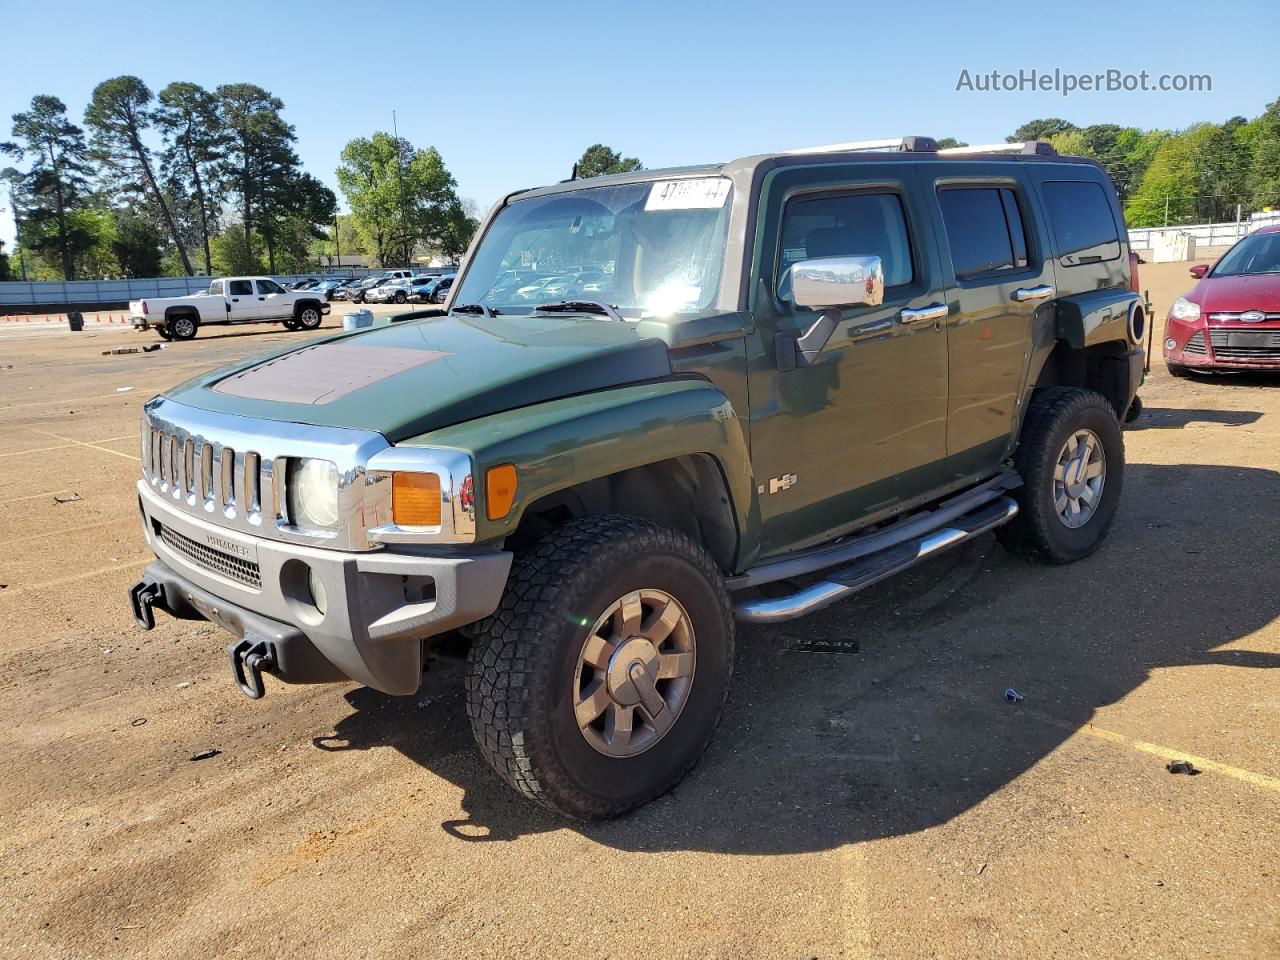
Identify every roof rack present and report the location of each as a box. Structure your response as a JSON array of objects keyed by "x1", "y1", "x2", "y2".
[
  {"x1": 938, "y1": 141, "x2": 1058, "y2": 157},
  {"x1": 780, "y1": 136, "x2": 939, "y2": 155}
]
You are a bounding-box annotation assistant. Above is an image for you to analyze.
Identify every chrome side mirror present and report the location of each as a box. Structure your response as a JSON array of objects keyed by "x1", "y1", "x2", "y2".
[
  {"x1": 781, "y1": 255, "x2": 884, "y2": 310},
  {"x1": 777, "y1": 255, "x2": 884, "y2": 369}
]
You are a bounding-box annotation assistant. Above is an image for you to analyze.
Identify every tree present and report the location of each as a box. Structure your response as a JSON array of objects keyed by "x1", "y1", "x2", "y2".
[
  {"x1": 1007, "y1": 118, "x2": 1077, "y2": 143},
  {"x1": 1247, "y1": 97, "x2": 1280, "y2": 212},
  {"x1": 337, "y1": 133, "x2": 471, "y2": 266},
  {"x1": 0, "y1": 239, "x2": 10, "y2": 281},
  {"x1": 935, "y1": 137, "x2": 968, "y2": 149},
  {"x1": 259, "y1": 172, "x2": 336, "y2": 273},
  {"x1": 215, "y1": 83, "x2": 290, "y2": 269},
  {"x1": 210, "y1": 224, "x2": 263, "y2": 275},
  {"x1": 2, "y1": 95, "x2": 93, "y2": 279},
  {"x1": 110, "y1": 211, "x2": 165, "y2": 277},
  {"x1": 155, "y1": 82, "x2": 226, "y2": 275},
  {"x1": 1047, "y1": 130, "x2": 1093, "y2": 158},
  {"x1": 575, "y1": 144, "x2": 642, "y2": 179},
  {"x1": 84, "y1": 75, "x2": 193, "y2": 275}
]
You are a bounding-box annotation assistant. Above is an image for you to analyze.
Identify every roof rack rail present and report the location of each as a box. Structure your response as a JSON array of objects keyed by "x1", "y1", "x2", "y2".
[
  {"x1": 780, "y1": 136, "x2": 939, "y2": 156},
  {"x1": 938, "y1": 141, "x2": 1058, "y2": 157}
]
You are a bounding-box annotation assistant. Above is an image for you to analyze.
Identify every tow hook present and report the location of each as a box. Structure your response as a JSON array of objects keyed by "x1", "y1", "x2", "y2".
[
  {"x1": 129, "y1": 580, "x2": 164, "y2": 630},
  {"x1": 227, "y1": 637, "x2": 276, "y2": 700}
]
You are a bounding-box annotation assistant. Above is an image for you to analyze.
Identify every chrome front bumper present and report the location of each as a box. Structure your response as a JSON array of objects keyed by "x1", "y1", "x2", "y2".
[{"x1": 136, "y1": 479, "x2": 511, "y2": 694}]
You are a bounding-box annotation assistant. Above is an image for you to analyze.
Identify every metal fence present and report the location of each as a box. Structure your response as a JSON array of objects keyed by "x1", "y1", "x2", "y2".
[
  {"x1": 1128, "y1": 214, "x2": 1280, "y2": 251},
  {"x1": 0, "y1": 268, "x2": 419, "y2": 308}
]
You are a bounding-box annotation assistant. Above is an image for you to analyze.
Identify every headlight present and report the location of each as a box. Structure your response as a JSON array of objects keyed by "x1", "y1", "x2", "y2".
[
  {"x1": 287, "y1": 458, "x2": 339, "y2": 533},
  {"x1": 1170, "y1": 297, "x2": 1201, "y2": 322}
]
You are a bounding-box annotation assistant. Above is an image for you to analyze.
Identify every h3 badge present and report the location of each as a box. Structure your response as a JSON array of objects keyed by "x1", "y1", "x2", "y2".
[{"x1": 760, "y1": 473, "x2": 798, "y2": 495}]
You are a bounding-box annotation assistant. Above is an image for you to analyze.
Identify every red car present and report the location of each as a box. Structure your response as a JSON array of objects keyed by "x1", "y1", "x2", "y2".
[{"x1": 1163, "y1": 224, "x2": 1280, "y2": 376}]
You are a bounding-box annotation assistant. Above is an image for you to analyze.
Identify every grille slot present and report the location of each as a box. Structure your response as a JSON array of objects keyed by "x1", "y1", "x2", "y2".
[
  {"x1": 1207, "y1": 328, "x2": 1280, "y2": 361},
  {"x1": 1183, "y1": 330, "x2": 1207, "y2": 356},
  {"x1": 157, "y1": 522, "x2": 262, "y2": 588},
  {"x1": 1208, "y1": 311, "x2": 1280, "y2": 323}
]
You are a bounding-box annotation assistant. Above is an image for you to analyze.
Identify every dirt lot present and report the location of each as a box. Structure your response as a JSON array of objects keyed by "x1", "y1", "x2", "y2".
[{"x1": 1, "y1": 263, "x2": 1276, "y2": 960}]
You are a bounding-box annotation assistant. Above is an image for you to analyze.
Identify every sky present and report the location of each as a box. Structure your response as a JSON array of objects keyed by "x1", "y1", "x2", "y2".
[{"x1": 2, "y1": 0, "x2": 1278, "y2": 250}]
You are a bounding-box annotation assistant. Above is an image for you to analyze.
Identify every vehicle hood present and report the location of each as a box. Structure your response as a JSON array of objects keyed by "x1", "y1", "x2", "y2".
[
  {"x1": 165, "y1": 313, "x2": 673, "y2": 442},
  {"x1": 1190, "y1": 274, "x2": 1280, "y2": 313}
]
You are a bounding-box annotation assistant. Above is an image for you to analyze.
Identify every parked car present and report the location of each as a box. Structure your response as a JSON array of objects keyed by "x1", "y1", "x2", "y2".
[
  {"x1": 407, "y1": 275, "x2": 453, "y2": 303},
  {"x1": 366, "y1": 277, "x2": 416, "y2": 304},
  {"x1": 313, "y1": 278, "x2": 347, "y2": 301},
  {"x1": 128, "y1": 276, "x2": 330, "y2": 340},
  {"x1": 129, "y1": 136, "x2": 1146, "y2": 819},
  {"x1": 1163, "y1": 224, "x2": 1280, "y2": 375},
  {"x1": 430, "y1": 276, "x2": 455, "y2": 303},
  {"x1": 349, "y1": 276, "x2": 389, "y2": 303},
  {"x1": 330, "y1": 279, "x2": 364, "y2": 301}
]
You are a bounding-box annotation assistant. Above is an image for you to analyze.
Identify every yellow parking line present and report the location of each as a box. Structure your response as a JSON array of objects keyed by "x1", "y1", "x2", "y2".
[
  {"x1": 945, "y1": 691, "x2": 1280, "y2": 795},
  {"x1": 0, "y1": 558, "x2": 150, "y2": 598},
  {"x1": 0, "y1": 488, "x2": 79, "y2": 505},
  {"x1": 31, "y1": 429, "x2": 140, "y2": 462},
  {"x1": 0, "y1": 434, "x2": 138, "y2": 459},
  {"x1": 0, "y1": 519, "x2": 127, "y2": 548}
]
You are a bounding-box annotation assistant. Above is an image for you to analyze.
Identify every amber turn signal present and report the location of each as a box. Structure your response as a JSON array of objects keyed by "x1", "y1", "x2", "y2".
[
  {"x1": 392, "y1": 472, "x2": 442, "y2": 526},
  {"x1": 486, "y1": 464, "x2": 518, "y2": 520}
]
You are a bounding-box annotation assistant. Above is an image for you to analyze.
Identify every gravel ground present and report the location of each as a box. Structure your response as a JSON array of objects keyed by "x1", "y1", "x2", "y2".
[{"x1": 0, "y1": 262, "x2": 1276, "y2": 959}]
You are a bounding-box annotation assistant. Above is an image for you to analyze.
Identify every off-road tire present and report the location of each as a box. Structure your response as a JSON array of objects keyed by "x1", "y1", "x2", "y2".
[
  {"x1": 465, "y1": 515, "x2": 734, "y2": 820},
  {"x1": 167, "y1": 314, "x2": 198, "y2": 340},
  {"x1": 997, "y1": 387, "x2": 1124, "y2": 564}
]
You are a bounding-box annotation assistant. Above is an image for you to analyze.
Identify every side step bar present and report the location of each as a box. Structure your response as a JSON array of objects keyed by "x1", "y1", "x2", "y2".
[{"x1": 734, "y1": 496, "x2": 1018, "y2": 624}]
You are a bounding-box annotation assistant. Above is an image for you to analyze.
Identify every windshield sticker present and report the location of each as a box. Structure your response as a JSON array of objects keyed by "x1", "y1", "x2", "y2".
[{"x1": 645, "y1": 178, "x2": 731, "y2": 211}]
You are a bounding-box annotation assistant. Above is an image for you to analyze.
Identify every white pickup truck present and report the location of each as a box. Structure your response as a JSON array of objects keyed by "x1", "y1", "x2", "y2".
[{"x1": 129, "y1": 276, "x2": 331, "y2": 340}]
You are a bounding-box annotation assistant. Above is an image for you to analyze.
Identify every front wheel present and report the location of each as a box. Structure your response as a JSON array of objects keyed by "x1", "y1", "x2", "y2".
[
  {"x1": 465, "y1": 515, "x2": 734, "y2": 820},
  {"x1": 997, "y1": 387, "x2": 1124, "y2": 564}
]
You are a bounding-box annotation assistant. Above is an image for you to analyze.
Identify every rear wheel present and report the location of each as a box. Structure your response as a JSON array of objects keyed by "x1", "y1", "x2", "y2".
[
  {"x1": 394, "y1": 291, "x2": 407, "y2": 304},
  {"x1": 997, "y1": 387, "x2": 1124, "y2": 564},
  {"x1": 466, "y1": 515, "x2": 734, "y2": 820},
  {"x1": 167, "y1": 314, "x2": 198, "y2": 340},
  {"x1": 295, "y1": 306, "x2": 322, "y2": 330}
]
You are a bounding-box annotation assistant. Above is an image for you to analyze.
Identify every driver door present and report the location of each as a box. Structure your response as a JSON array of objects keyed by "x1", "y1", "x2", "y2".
[{"x1": 747, "y1": 164, "x2": 951, "y2": 555}]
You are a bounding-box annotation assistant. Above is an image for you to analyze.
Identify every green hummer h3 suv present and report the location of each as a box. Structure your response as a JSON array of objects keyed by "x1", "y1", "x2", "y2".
[{"x1": 129, "y1": 136, "x2": 1148, "y2": 819}]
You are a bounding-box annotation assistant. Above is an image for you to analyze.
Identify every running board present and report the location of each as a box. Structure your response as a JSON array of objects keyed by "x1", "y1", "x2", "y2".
[{"x1": 733, "y1": 496, "x2": 1018, "y2": 624}]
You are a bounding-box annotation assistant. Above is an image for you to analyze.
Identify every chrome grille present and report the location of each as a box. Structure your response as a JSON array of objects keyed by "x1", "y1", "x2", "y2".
[
  {"x1": 158, "y1": 522, "x2": 261, "y2": 588},
  {"x1": 1208, "y1": 311, "x2": 1280, "y2": 323},
  {"x1": 143, "y1": 419, "x2": 267, "y2": 522},
  {"x1": 1208, "y1": 328, "x2": 1280, "y2": 361},
  {"x1": 1183, "y1": 330, "x2": 1207, "y2": 356}
]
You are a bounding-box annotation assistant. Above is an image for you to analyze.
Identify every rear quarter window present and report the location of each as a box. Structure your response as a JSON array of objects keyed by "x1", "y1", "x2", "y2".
[{"x1": 1042, "y1": 180, "x2": 1121, "y2": 266}]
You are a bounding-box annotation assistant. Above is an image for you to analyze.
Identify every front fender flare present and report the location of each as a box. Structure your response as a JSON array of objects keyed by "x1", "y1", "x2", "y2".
[{"x1": 401, "y1": 379, "x2": 755, "y2": 565}]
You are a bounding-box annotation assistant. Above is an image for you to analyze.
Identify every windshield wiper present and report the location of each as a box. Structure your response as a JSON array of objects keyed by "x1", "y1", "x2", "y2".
[
  {"x1": 450, "y1": 303, "x2": 499, "y2": 317},
  {"x1": 532, "y1": 300, "x2": 624, "y2": 322}
]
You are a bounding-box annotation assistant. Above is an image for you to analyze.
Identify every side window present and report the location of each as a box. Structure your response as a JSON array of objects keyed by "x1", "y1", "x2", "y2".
[
  {"x1": 779, "y1": 191, "x2": 914, "y2": 290},
  {"x1": 257, "y1": 279, "x2": 284, "y2": 294},
  {"x1": 208, "y1": 280, "x2": 224, "y2": 296},
  {"x1": 937, "y1": 187, "x2": 1029, "y2": 279},
  {"x1": 228, "y1": 279, "x2": 252, "y2": 296},
  {"x1": 1042, "y1": 180, "x2": 1120, "y2": 266}
]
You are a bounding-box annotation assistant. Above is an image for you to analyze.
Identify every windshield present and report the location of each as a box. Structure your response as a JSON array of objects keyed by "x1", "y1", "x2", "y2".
[
  {"x1": 453, "y1": 177, "x2": 732, "y2": 316},
  {"x1": 1211, "y1": 232, "x2": 1280, "y2": 277}
]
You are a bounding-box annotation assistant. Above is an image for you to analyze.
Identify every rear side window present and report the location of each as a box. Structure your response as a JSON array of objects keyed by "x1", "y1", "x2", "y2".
[
  {"x1": 779, "y1": 192, "x2": 914, "y2": 289},
  {"x1": 208, "y1": 280, "x2": 224, "y2": 296},
  {"x1": 937, "y1": 187, "x2": 1029, "y2": 279},
  {"x1": 228, "y1": 280, "x2": 252, "y2": 296},
  {"x1": 1042, "y1": 180, "x2": 1120, "y2": 266}
]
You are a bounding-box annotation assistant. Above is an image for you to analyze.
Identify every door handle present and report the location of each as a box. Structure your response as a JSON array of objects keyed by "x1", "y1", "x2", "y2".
[
  {"x1": 258, "y1": 296, "x2": 265, "y2": 301},
  {"x1": 900, "y1": 303, "x2": 948, "y2": 324},
  {"x1": 231, "y1": 298, "x2": 239, "y2": 302},
  {"x1": 1012, "y1": 284, "x2": 1055, "y2": 302}
]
